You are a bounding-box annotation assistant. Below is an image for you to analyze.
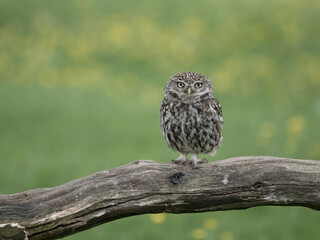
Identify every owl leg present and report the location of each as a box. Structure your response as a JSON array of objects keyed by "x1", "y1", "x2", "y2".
[
  {"x1": 188, "y1": 153, "x2": 208, "y2": 168},
  {"x1": 172, "y1": 153, "x2": 187, "y2": 165}
]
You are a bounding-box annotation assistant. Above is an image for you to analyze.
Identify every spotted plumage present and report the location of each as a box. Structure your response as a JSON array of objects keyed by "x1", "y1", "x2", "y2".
[{"x1": 160, "y1": 72, "x2": 223, "y2": 167}]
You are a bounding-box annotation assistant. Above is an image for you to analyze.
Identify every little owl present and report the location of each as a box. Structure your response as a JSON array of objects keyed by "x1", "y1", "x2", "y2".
[{"x1": 160, "y1": 72, "x2": 223, "y2": 168}]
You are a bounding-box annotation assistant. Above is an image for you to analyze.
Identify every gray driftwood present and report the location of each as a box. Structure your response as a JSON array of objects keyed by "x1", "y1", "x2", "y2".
[{"x1": 0, "y1": 156, "x2": 319, "y2": 240}]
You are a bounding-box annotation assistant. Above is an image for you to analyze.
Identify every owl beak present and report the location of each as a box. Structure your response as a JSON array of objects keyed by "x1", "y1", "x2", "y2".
[{"x1": 187, "y1": 87, "x2": 192, "y2": 96}]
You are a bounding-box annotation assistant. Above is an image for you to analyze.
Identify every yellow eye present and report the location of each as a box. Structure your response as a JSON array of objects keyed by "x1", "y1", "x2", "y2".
[
  {"x1": 177, "y1": 82, "x2": 185, "y2": 88},
  {"x1": 195, "y1": 82, "x2": 203, "y2": 88}
]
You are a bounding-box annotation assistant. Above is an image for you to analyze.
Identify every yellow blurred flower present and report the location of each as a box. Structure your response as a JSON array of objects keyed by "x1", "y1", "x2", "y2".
[
  {"x1": 258, "y1": 122, "x2": 276, "y2": 139},
  {"x1": 150, "y1": 213, "x2": 166, "y2": 224},
  {"x1": 182, "y1": 17, "x2": 207, "y2": 38},
  {"x1": 214, "y1": 71, "x2": 233, "y2": 93},
  {"x1": 310, "y1": 141, "x2": 320, "y2": 159},
  {"x1": 284, "y1": 137, "x2": 297, "y2": 155},
  {"x1": 220, "y1": 231, "x2": 234, "y2": 240},
  {"x1": 298, "y1": 54, "x2": 320, "y2": 86},
  {"x1": 191, "y1": 228, "x2": 207, "y2": 240},
  {"x1": 103, "y1": 19, "x2": 131, "y2": 49},
  {"x1": 203, "y1": 218, "x2": 218, "y2": 230},
  {"x1": 0, "y1": 53, "x2": 13, "y2": 73},
  {"x1": 252, "y1": 56, "x2": 273, "y2": 79},
  {"x1": 287, "y1": 116, "x2": 306, "y2": 134},
  {"x1": 284, "y1": 116, "x2": 306, "y2": 154},
  {"x1": 257, "y1": 122, "x2": 276, "y2": 146}
]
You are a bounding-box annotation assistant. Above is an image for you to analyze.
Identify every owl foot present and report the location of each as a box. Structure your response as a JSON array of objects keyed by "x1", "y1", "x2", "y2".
[
  {"x1": 186, "y1": 159, "x2": 207, "y2": 168},
  {"x1": 188, "y1": 154, "x2": 208, "y2": 169},
  {"x1": 171, "y1": 159, "x2": 187, "y2": 165},
  {"x1": 172, "y1": 153, "x2": 187, "y2": 165},
  {"x1": 199, "y1": 158, "x2": 208, "y2": 163}
]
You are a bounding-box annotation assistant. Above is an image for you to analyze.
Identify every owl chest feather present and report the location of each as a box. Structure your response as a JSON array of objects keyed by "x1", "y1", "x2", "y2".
[{"x1": 161, "y1": 100, "x2": 222, "y2": 154}]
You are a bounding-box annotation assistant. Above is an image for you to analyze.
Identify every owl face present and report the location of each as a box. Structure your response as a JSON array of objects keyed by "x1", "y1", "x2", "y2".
[{"x1": 164, "y1": 72, "x2": 214, "y2": 102}]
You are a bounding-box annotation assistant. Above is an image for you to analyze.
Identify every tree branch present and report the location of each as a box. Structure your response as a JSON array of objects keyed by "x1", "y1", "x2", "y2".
[{"x1": 0, "y1": 156, "x2": 319, "y2": 240}]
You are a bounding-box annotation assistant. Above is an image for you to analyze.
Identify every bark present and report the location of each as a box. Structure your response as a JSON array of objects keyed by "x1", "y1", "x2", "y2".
[{"x1": 0, "y1": 156, "x2": 319, "y2": 240}]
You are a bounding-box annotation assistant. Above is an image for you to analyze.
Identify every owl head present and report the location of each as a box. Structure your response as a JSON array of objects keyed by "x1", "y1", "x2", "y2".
[{"x1": 164, "y1": 72, "x2": 214, "y2": 102}]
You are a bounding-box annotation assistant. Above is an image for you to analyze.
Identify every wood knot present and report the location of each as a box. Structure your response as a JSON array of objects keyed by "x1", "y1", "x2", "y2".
[
  {"x1": 169, "y1": 172, "x2": 185, "y2": 185},
  {"x1": 253, "y1": 181, "x2": 262, "y2": 190}
]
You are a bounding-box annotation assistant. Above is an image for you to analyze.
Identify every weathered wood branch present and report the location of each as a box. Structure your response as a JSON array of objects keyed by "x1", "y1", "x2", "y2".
[{"x1": 0, "y1": 156, "x2": 319, "y2": 240}]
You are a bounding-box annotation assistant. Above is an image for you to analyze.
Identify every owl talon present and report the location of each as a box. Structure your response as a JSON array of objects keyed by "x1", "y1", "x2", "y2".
[
  {"x1": 184, "y1": 160, "x2": 196, "y2": 169},
  {"x1": 187, "y1": 158, "x2": 208, "y2": 169},
  {"x1": 187, "y1": 160, "x2": 199, "y2": 169},
  {"x1": 199, "y1": 158, "x2": 208, "y2": 164},
  {"x1": 172, "y1": 159, "x2": 186, "y2": 165},
  {"x1": 186, "y1": 160, "x2": 193, "y2": 166},
  {"x1": 172, "y1": 153, "x2": 187, "y2": 165}
]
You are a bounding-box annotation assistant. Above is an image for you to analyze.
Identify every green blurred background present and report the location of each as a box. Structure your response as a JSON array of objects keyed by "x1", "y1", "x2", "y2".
[{"x1": 0, "y1": 0, "x2": 319, "y2": 239}]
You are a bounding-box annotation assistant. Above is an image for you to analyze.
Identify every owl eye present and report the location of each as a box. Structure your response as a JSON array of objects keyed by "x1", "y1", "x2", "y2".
[
  {"x1": 195, "y1": 82, "x2": 203, "y2": 88},
  {"x1": 177, "y1": 82, "x2": 185, "y2": 88}
]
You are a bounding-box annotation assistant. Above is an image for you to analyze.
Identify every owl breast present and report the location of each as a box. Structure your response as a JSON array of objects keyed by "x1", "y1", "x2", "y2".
[{"x1": 160, "y1": 99, "x2": 223, "y2": 155}]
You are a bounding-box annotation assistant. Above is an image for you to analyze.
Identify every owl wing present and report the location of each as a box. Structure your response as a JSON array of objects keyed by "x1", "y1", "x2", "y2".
[
  {"x1": 160, "y1": 98, "x2": 171, "y2": 129},
  {"x1": 204, "y1": 98, "x2": 224, "y2": 124}
]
